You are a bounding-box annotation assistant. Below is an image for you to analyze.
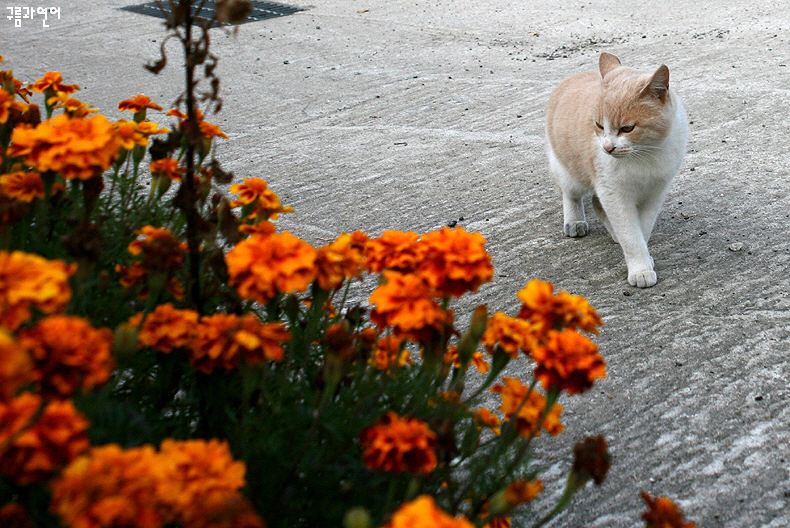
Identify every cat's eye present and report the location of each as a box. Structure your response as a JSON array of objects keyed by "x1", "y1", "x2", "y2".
[
  {"x1": 594, "y1": 121, "x2": 604, "y2": 130},
  {"x1": 619, "y1": 124, "x2": 635, "y2": 133}
]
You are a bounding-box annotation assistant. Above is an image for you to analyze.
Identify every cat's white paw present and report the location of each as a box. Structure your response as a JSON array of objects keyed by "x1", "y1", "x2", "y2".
[
  {"x1": 564, "y1": 221, "x2": 588, "y2": 238},
  {"x1": 628, "y1": 270, "x2": 657, "y2": 288}
]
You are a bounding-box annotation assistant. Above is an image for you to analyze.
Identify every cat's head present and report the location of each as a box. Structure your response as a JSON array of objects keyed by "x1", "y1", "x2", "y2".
[{"x1": 594, "y1": 52, "x2": 674, "y2": 159}]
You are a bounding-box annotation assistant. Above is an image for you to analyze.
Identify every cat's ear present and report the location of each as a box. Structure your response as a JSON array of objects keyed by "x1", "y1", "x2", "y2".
[
  {"x1": 599, "y1": 52, "x2": 622, "y2": 78},
  {"x1": 641, "y1": 64, "x2": 670, "y2": 103}
]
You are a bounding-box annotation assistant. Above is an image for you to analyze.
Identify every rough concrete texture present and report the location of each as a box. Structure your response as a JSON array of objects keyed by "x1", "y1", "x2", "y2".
[{"x1": 5, "y1": 1, "x2": 790, "y2": 526}]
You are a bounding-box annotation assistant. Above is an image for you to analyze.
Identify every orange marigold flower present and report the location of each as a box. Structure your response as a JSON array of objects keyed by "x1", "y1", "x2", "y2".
[
  {"x1": 132, "y1": 304, "x2": 200, "y2": 353},
  {"x1": 30, "y1": 72, "x2": 79, "y2": 95},
  {"x1": 471, "y1": 352, "x2": 491, "y2": 373},
  {"x1": 417, "y1": 226, "x2": 494, "y2": 297},
  {"x1": 115, "y1": 261, "x2": 146, "y2": 288},
  {"x1": 115, "y1": 119, "x2": 168, "y2": 149},
  {"x1": 315, "y1": 231, "x2": 369, "y2": 290},
  {"x1": 0, "y1": 171, "x2": 44, "y2": 202},
  {"x1": 0, "y1": 393, "x2": 90, "y2": 485},
  {"x1": 51, "y1": 443, "x2": 170, "y2": 528},
  {"x1": 368, "y1": 335, "x2": 412, "y2": 372},
  {"x1": 200, "y1": 120, "x2": 229, "y2": 140},
  {"x1": 517, "y1": 279, "x2": 602, "y2": 334},
  {"x1": 0, "y1": 502, "x2": 34, "y2": 528},
  {"x1": 0, "y1": 251, "x2": 75, "y2": 331},
  {"x1": 47, "y1": 92, "x2": 96, "y2": 118},
  {"x1": 19, "y1": 315, "x2": 114, "y2": 399},
  {"x1": 365, "y1": 230, "x2": 421, "y2": 273},
  {"x1": 150, "y1": 158, "x2": 185, "y2": 181},
  {"x1": 7, "y1": 114, "x2": 121, "y2": 180},
  {"x1": 484, "y1": 517, "x2": 511, "y2": 528},
  {"x1": 238, "y1": 220, "x2": 276, "y2": 236},
  {"x1": 14, "y1": 78, "x2": 34, "y2": 104},
  {"x1": 503, "y1": 480, "x2": 543, "y2": 507},
  {"x1": 531, "y1": 329, "x2": 606, "y2": 395},
  {"x1": 157, "y1": 439, "x2": 250, "y2": 525},
  {"x1": 115, "y1": 261, "x2": 184, "y2": 301},
  {"x1": 0, "y1": 330, "x2": 32, "y2": 402},
  {"x1": 442, "y1": 346, "x2": 490, "y2": 374},
  {"x1": 226, "y1": 232, "x2": 317, "y2": 305},
  {"x1": 128, "y1": 225, "x2": 187, "y2": 273},
  {"x1": 486, "y1": 479, "x2": 543, "y2": 519},
  {"x1": 167, "y1": 108, "x2": 228, "y2": 140},
  {"x1": 0, "y1": 88, "x2": 13, "y2": 124},
  {"x1": 387, "y1": 496, "x2": 474, "y2": 528},
  {"x1": 490, "y1": 377, "x2": 563, "y2": 437},
  {"x1": 229, "y1": 178, "x2": 294, "y2": 220},
  {"x1": 229, "y1": 178, "x2": 269, "y2": 206},
  {"x1": 359, "y1": 411, "x2": 438, "y2": 475},
  {"x1": 191, "y1": 313, "x2": 289, "y2": 373},
  {"x1": 473, "y1": 408, "x2": 501, "y2": 436},
  {"x1": 369, "y1": 271, "x2": 451, "y2": 343},
  {"x1": 118, "y1": 94, "x2": 164, "y2": 113},
  {"x1": 641, "y1": 492, "x2": 696, "y2": 528},
  {"x1": 135, "y1": 120, "x2": 169, "y2": 136},
  {"x1": 481, "y1": 312, "x2": 538, "y2": 359}
]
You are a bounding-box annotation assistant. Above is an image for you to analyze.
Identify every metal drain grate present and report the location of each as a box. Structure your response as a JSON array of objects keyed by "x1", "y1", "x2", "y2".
[{"x1": 121, "y1": 1, "x2": 304, "y2": 25}]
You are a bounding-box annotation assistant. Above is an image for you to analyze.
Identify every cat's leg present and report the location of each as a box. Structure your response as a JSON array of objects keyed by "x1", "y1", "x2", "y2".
[
  {"x1": 592, "y1": 194, "x2": 617, "y2": 243},
  {"x1": 548, "y1": 145, "x2": 588, "y2": 237},
  {"x1": 637, "y1": 186, "x2": 670, "y2": 243},
  {"x1": 561, "y1": 189, "x2": 588, "y2": 237},
  {"x1": 594, "y1": 188, "x2": 657, "y2": 288}
]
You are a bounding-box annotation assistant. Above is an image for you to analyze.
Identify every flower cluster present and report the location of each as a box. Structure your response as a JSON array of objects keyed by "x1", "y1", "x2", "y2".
[
  {"x1": 130, "y1": 305, "x2": 290, "y2": 374},
  {"x1": 230, "y1": 177, "x2": 294, "y2": 223},
  {"x1": 531, "y1": 328, "x2": 606, "y2": 395},
  {"x1": 517, "y1": 279, "x2": 602, "y2": 334},
  {"x1": 0, "y1": 171, "x2": 44, "y2": 203},
  {"x1": 359, "y1": 411, "x2": 438, "y2": 475},
  {"x1": 366, "y1": 227, "x2": 493, "y2": 343},
  {"x1": 482, "y1": 280, "x2": 605, "y2": 395},
  {"x1": 490, "y1": 377, "x2": 564, "y2": 437},
  {"x1": 369, "y1": 271, "x2": 453, "y2": 343},
  {"x1": 7, "y1": 113, "x2": 121, "y2": 180},
  {"x1": 50, "y1": 439, "x2": 263, "y2": 528},
  {"x1": 116, "y1": 226, "x2": 187, "y2": 300},
  {"x1": 0, "y1": 251, "x2": 75, "y2": 331},
  {"x1": 366, "y1": 227, "x2": 493, "y2": 296},
  {"x1": 226, "y1": 232, "x2": 317, "y2": 304},
  {"x1": 19, "y1": 315, "x2": 114, "y2": 399},
  {"x1": 0, "y1": 393, "x2": 90, "y2": 485},
  {"x1": 315, "y1": 231, "x2": 369, "y2": 291},
  {"x1": 367, "y1": 335, "x2": 412, "y2": 372}
]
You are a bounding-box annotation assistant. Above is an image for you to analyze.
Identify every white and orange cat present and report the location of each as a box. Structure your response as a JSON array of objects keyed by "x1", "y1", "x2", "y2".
[{"x1": 545, "y1": 52, "x2": 688, "y2": 287}]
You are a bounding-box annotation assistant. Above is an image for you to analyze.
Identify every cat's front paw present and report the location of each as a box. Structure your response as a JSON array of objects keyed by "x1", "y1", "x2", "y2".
[
  {"x1": 564, "y1": 221, "x2": 588, "y2": 238},
  {"x1": 628, "y1": 270, "x2": 657, "y2": 288}
]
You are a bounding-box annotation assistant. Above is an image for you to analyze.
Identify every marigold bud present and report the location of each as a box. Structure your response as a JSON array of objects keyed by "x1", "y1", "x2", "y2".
[{"x1": 342, "y1": 507, "x2": 371, "y2": 528}]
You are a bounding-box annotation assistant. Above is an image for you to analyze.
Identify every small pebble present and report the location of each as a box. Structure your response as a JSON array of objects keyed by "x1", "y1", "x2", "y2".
[{"x1": 729, "y1": 243, "x2": 744, "y2": 252}]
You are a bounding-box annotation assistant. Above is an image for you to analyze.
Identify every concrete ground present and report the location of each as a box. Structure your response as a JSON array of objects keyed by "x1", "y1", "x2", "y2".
[{"x1": 5, "y1": 1, "x2": 790, "y2": 526}]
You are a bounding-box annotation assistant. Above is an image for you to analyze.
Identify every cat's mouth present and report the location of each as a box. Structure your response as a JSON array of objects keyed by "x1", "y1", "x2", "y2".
[{"x1": 608, "y1": 149, "x2": 630, "y2": 159}]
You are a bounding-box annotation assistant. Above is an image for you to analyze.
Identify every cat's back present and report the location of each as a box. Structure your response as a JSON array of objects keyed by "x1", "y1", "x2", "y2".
[{"x1": 546, "y1": 71, "x2": 601, "y2": 182}]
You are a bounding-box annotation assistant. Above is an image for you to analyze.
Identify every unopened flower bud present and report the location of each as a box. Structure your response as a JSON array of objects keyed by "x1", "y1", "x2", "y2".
[{"x1": 343, "y1": 507, "x2": 371, "y2": 528}]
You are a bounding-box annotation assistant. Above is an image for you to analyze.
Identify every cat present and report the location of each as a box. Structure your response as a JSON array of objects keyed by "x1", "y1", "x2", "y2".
[{"x1": 545, "y1": 52, "x2": 688, "y2": 288}]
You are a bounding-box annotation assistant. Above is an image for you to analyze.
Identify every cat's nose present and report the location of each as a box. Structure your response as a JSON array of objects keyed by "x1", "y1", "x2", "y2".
[{"x1": 602, "y1": 139, "x2": 616, "y2": 154}]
